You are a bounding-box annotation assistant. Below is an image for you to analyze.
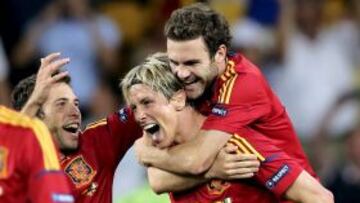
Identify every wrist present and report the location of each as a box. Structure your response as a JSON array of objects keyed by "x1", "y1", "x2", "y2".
[{"x1": 148, "y1": 148, "x2": 169, "y2": 168}]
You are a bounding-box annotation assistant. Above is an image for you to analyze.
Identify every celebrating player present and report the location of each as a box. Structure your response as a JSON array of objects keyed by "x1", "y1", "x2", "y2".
[
  {"x1": 11, "y1": 53, "x2": 142, "y2": 203},
  {"x1": 0, "y1": 105, "x2": 73, "y2": 203},
  {"x1": 133, "y1": 3, "x2": 333, "y2": 203}
]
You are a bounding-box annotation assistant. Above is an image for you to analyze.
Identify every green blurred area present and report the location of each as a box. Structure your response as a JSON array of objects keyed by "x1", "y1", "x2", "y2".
[{"x1": 116, "y1": 184, "x2": 170, "y2": 203}]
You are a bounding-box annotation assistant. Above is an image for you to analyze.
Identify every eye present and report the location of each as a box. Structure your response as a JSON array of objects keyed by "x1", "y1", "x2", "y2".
[
  {"x1": 56, "y1": 101, "x2": 66, "y2": 107},
  {"x1": 142, "y1": 99, "x2": 153, "y2": 107},
  {"x1": 170, "y1": 60, "x2": 179, "y2": 66},
  {"x1": 130, "y1": 104, "x2": 137, "y2": 112},
  {"x1": 184, "y1": 61, "x2": 199, "y2": 66}
]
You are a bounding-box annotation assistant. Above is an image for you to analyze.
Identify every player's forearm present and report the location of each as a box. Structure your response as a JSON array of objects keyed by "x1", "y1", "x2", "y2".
[
  {"x1": 147, "y1": 167, "x2": 207, "y2": 194},
  {"x1": 21, "y1": 97, "x2": 42, "y2": 118},
  {"x1": 148, "y1": 130, "x2": 231, "y2": 175},
  {"x1": 285, "y1": 171, "x2": 334, "y2": 203}
]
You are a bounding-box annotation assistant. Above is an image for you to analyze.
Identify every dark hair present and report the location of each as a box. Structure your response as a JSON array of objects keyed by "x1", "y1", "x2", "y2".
[
  {"x1": 11, "y1": 73, "x2": 71, "y2": 110},
  {"x1": 164, "y1": 3, "x2": 232, "y2": 57}
]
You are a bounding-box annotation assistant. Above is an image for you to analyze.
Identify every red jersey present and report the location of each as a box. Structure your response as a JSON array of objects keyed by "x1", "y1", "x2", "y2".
[
  {"x1": 171, "y1": 53, "x2": 316, "y2": 203},
  {"x1": 61, "y1": 107, "x2": 142, "y2": 203},
  {"x1": 0, "y1": 106, "x2": 73, "y2": 203}
]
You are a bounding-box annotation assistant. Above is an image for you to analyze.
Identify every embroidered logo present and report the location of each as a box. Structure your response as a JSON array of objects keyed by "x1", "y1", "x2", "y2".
[
  {"x1": 266, "y1": 164, "x2": 290, "y2": 189},
  {"x1": 82, "y1": 182, "x2": 98, "y2": 196},
  {"x1": 211, "y1": 106, "x2": 228, "y2": 117},
  {"x1": 0, "y1": 146, "x2": 8, "y2": 178},
  {"x1": 207, "y1": 179, "x2": 231, "y2": 195},
  {"x1": 64, "y1": 156, "x2": 96, "y2": 188},
  {"x1": 118, "y1": 108, "x2": 128, "y2": 122}
]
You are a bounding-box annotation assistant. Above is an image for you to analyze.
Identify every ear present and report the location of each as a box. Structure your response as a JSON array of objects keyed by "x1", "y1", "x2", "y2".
[
  {"x1": 214, "y1": 44, "x2": 227, "y2": 64},
  {"x1": 170, "y1": 90, "x2": 187, "y2": 111},
  {"x1": 36, "y1": 108, "x2": 45, "y2": 120}
]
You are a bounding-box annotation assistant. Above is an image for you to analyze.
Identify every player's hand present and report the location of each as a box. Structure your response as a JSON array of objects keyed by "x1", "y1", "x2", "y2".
[
  {"x1": 134, "y1": 136, "x2": 154, "y2": 167},
  {"x1": 205, "y1": 144, "x2": 260, "y2": 180},
  {"x1": 31, "y1": 52, "x2": 70, "y2": 105}
]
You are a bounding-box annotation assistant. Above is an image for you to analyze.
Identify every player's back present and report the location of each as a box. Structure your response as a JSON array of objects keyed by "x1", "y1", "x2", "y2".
[{"x1": 0, "y1": 106, "x2": 73, "y2": 203}]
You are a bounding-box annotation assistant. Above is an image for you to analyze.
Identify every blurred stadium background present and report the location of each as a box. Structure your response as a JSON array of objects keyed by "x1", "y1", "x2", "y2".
[{"x1": 0, "y1": 0, "x2": 359, "y2": 202}]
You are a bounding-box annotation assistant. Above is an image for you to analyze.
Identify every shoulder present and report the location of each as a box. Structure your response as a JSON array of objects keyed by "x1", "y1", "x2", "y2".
[{"x1": 0, "y1": 106, "x2": 50, "y2": 140}]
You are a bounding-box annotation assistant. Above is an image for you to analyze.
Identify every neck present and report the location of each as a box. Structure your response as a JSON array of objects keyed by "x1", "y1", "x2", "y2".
[
  {"x1": 175, "y1": 106, "x2": 205, "y2": 143},
  {"x1": 218, "y1": 56, "x2": 228, "y2": 75}
]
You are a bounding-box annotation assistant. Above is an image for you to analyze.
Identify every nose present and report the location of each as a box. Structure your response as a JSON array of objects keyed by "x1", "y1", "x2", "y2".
[
  {"x1": 173, "y1": 65, "x2": 191, "y2": 81},
  {"x1": 134, "y1": 107, "x2": 147, "y2": 125},
  {"x1": 69, "y1": 103, "x2": 81, "y2": 119}
]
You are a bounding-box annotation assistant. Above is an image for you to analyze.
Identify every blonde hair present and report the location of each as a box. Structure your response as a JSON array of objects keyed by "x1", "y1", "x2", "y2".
[{"x1": 121, "y1": 52, "x2": 183, "y2": 104}]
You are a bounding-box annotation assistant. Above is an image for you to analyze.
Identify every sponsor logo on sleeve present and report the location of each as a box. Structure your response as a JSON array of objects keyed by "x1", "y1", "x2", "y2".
[
  {"x1": 118, "y1": 108, "x2": 128, "y2": 123},
  {"x1": 52, "y1": 193, "x2": 74, "y2": 202},
  {"x1": 266, "y1": 164, "x2": 290, "y2": 189},
  {"x1": 211, "y1": 105, "x2": 228, "y2": 117}
]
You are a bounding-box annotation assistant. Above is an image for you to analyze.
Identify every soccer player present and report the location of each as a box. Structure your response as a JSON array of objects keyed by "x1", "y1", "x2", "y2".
[
  {"x1": 11, "y1": 53, "x2": 142, "y2": 203},
  {"x1": 122, "y1": 52, "x2": 261, "y2": 202},
  {"x1": 123, "y1": 53, "x2": 332, "y2": 203},
  {"x1": 133, "y1": 3, "x2": 333, "y2": 203},
  {"x1": 0, "y1": 105, "x2": 74, "y2": 203}
]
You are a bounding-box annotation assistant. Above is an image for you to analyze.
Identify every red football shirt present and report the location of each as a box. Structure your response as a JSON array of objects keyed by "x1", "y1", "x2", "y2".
[
  {"x1": 171, "y1": 53, "x2": 316, "y2": 203},
  {"x1": 60, "y1": 107, "x2": 142, "y2": 203},
  {"x1": 0, "y1": 106, "x2": 73, "y2": 203}
]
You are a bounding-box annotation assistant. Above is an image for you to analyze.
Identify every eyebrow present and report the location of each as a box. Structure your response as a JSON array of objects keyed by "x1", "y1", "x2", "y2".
[
  {"x1": 54, "y1": 98, "x2": 79, "y2": 103},
  {"x1": 170, "y1": 59, "x2": 200, "y2": 65}
]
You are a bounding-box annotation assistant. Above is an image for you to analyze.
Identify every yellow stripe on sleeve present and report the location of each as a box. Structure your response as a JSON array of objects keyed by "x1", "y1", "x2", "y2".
[
  {"x1": 233, "y1": 134, "x2": 266, "y2": 161},
  {"x1": 228, "y1": 138, "x2": 251, "y2": 154},
  {"x1": 219, "y1": 76, "x2": 234, "y2": 103},
  {"x1": 224, "y1": 74, "x2": 238, "y2": 104},
  {"x1": 84, "y1": 120, "x2": 107, "y2": 131}
]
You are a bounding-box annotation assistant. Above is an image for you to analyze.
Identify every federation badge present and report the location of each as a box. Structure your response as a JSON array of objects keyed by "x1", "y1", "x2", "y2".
[
  {"x1": 0, "y1": 146, "x2": 8, "y2": 178},
  {"x1": 207, "y1": 179, "x2": 231, "y2": 195},
  {"x1": 64, "y1": 156, "x2": 96, "y2": 188}
]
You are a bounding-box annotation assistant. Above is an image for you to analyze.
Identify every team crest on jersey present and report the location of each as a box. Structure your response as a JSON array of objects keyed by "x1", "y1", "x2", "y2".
[
  {"x1": 0, "y1": 146, "x2": 8, "y2": 178},
  {"x1": 64, "y1": 156, "x2": 96, "y2": 188},
  {"x1": 118, "y1": 107, "x2": 128, "y2": 122},
  {"x1": 211, "y1": 105, "x2": 228, "y2": 117},
  {"x1": 207, "y1": 179, "x2": 231, "y2": 195},
  {"x1": 266, "y1": 164, "x2": 290, "y2": 189}
]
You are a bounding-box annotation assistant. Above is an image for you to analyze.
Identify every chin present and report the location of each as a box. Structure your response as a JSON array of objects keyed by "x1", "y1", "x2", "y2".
[{"x1": 186, "y1": 91, "x2": 203, "y2": 100}]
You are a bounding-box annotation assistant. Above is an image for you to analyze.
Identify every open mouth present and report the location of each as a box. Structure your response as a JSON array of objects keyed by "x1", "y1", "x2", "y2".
[
  {"x1": 143, "y1": 123, "x2": 160, "y2": 134},
  {"x1": 62, "y1": 123, "x2": 80, "y2": 134}
]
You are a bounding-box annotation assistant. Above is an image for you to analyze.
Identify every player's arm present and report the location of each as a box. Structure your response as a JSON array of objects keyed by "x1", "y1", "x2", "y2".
[
  {"x1": 136, "y1": 130, "x2": 233, "y2": 175},
  {"x1": 147, "y1": 166, "x2": 207, "y2": 194},
  {"x1": 21, "y1": 53, "x2": 69, "y2": 117},
  {"x1": 284, "y1": 170, "x2": 334, "y2": 203},
  {"x1": 147, "y1": 145, "x2": 259, "y2": 194}
]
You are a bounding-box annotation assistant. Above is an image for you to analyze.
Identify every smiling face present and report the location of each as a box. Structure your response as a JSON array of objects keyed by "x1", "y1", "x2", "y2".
[
  {"x1": 41, "y1": 83, "x2": 81, "y2": 151},
  {"x1": 167, "y1": 37, "x2": 219, "y2": 100},
  {"x1": 128, "y1": 84, "x2": 179, "y2": 149}
]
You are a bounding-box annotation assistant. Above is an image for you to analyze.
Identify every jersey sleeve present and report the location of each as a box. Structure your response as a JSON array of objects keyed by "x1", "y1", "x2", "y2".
[
  {"x1": 106, "y1": 107, "x2": 142, "y2": 161},
  {"x1": 26, "y1": 119, "x2": 74, "y2": 203},
  {"x1": 202, "y1": 73, "x2": 271, "y2": 133},
  {"x1": 227, "y1": 127, "x2": 303, "y2": 197},
  {"x1": 83, "y1": 107, "x2": 142, "y2": 168}
]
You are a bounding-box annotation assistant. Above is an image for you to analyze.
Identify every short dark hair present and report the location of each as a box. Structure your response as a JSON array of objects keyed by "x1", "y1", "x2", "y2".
[
  {"x1": 164, "y1": 3, "x2": 232, "y2": 57},
  {"x1": 11, "y1": 73, "x2": 71, "y2": 110}
]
